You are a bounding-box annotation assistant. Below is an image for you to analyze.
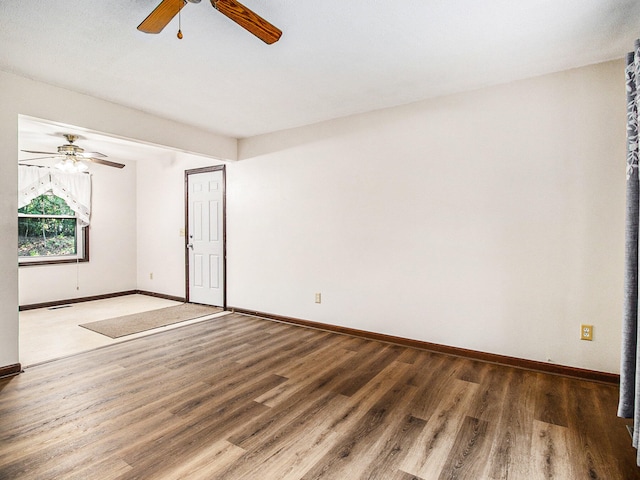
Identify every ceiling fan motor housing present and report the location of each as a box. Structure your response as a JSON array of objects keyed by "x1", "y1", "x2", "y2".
[{"x1": 57, "y1": 144, "x2": 84, "y2": 156}]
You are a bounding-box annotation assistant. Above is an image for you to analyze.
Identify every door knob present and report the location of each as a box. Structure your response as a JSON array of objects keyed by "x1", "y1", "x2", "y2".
[{"x1": 186, "y1": 243, "x2": 194, "y2": 249}]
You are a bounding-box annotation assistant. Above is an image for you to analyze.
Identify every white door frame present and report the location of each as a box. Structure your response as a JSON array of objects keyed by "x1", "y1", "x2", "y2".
[{"x1": 184, "y1": 165, "x2": 226, "y2": 308}]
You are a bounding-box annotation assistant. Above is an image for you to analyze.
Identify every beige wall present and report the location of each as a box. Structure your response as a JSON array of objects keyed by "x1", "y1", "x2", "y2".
[{"x1": 229, "y1": 59, "x2": 626, "y2": 373}]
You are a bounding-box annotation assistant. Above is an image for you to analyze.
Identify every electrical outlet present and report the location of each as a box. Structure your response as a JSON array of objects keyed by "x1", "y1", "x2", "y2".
[
  {"x1": 315, "y1": 293, "x2": 321, "y2": 304},
  {"x1": 581, "y1": 324, "x2": 593, "y2": 341},
  {"x1": 150, "y1": 272, "x2": 153, "y2": 280}
]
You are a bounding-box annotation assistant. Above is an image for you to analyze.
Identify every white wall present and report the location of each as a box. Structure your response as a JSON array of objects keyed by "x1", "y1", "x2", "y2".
[
  {"x1": 136, "y1": 155, "x2": 225, "y2": 298},
  {"x1": 0, "y1": 69, "x2": 236, "y2": 369},
  {"x1": 2, "y1": 60, "x2": 627, "y2": 375},
  {"x1": 18, "y1": 153, "x2": 226, "y2": 306},
  {"x1": 18, "y1": 160, "x2": 138, "y2": 305},
  {"x1": 0, "y1": 102, "x2": 19, "y2": 369},
  {"x1": 228, "y1": 59, "x2": 626, "y2": 374}
]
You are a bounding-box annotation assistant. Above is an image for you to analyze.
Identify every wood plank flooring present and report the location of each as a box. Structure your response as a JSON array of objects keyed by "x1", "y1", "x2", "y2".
[{"x1": 0, "y1": 312, "x2": 638, "y2": 479}]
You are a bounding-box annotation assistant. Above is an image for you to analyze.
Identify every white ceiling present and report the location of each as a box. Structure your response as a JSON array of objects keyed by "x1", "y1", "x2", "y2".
[{"x1": 2, "y1": 0, "x2": 640, "y2": 142}]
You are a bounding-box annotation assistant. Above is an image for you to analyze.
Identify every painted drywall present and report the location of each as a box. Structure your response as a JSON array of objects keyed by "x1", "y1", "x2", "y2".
[
  {"x1": 19, "y1": 152, "x2": 225, "y2": 307},
  {"x1": 228, "y1": 59, "x2": 626, "y2": 374},
  {"x1": 0, "y1": 69, "x2": 236, "y2": 369},
  {"x1": 18, "y1": 159, "x2": 138, "y2": 305},
  {"x1": 135, "y1": 155, "x2": 225, "y2": 298},
  {"x1": 1, "y1": 61, "x2": 627, "y2": 375},
  {"x1": 0, "y1": 105, "x2": 19, "y2": 369}
]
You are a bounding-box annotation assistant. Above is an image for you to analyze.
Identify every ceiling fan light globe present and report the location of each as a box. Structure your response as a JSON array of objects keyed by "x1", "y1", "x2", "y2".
[
  {"x1": 55, "y1": 158, "x2": 87, "y2": 173},
  {"x1": 55, "y1": 159, "x2": 69, "y2": 171}
]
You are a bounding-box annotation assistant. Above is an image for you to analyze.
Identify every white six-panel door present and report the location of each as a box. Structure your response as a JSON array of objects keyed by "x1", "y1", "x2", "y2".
[{"x1": 187, "y1": 169, "x2": 224, "y2": 307}]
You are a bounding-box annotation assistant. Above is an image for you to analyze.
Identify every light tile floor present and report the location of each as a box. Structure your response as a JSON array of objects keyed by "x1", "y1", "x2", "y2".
[{"x1": 19, "y1": 294, "x2": 228, "y2": 367}]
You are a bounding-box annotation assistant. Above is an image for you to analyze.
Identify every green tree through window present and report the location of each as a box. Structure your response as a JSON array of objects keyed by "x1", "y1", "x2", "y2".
[{"x1": 18, "y1": 193, "x2": 86, "y2": 263}]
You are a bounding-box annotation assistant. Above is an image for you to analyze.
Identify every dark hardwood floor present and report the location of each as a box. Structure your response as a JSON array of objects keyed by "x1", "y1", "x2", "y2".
[{"x1": 0, "y1": 313, "x2": 637, "y2": 479}]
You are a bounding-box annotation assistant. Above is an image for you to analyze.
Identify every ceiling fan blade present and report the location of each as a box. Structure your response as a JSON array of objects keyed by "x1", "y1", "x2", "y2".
[
  {"x1": 138, "y1": 0, "x2": 187, "y2": 34},
  {"x1": 21, "y1": 150, "x2": 59, "y2": 155},
  {"x1": 19, "y1": 156, "x2": 60, "y2": 162},
  {"x1": 86, "y1": 158, "x2": 126, "y2": 169},
  {"x1": 18, "y1": 163, "x2": 46, "y2": 168},
  {"x1": 211, "y1": 0, "x2": 282, "y2": 44},
  {"x1": 82, "y1": 151, "x2": 108, "y2": 158}
]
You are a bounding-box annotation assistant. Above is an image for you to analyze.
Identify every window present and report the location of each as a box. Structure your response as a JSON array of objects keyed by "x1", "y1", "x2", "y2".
[
  {"x1": 18, "y1": 192, "x2": 88, "y2": 265},
  {"x1": 18, "y1": 165, "x2": 92, "y2": 266}
]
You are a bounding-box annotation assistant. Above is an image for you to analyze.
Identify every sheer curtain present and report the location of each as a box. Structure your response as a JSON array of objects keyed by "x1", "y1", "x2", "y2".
[
  {"x1": 18, "y1": 165, "x2": 50, "y2": 209},
  {"x1": 619, "y1": 39, "x2": 640, "y2": 466},
  {"x1": 18, "y1": 165, "x2": 92, "y2": 226}
]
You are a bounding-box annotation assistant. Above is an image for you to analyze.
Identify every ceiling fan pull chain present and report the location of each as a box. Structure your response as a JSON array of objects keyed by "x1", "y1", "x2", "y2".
[{"x1": 177, "y1": 0, "x2": 183, "y2": 39}]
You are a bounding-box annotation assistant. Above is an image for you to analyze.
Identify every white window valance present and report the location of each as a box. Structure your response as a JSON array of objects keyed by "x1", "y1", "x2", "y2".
[{"x1": 18, "y1": 165, "x2": 92, "y2": 226}]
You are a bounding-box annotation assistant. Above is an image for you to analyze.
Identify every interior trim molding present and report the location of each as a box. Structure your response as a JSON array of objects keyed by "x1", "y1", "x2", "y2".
[
  {"x1": 0, "y1": 363, "x2": 22, "y2": 379},
  {"x1": 136, "y1": 290, "x2": 186, "y2": 303},
  {"x1": 19, "y1": 290, "x2": 186, "y2": 311},
  {"x1": 184, "y1": 165, "x2": 227, "y2": 309},
  {"x1": 231, "y1": 307, "x2": 620, "y2": 385}
]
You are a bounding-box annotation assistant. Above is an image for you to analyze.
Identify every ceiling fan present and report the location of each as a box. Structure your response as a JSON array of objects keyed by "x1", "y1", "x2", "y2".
[
  {"x1": 138, "y1": 0, "x2": 282, "y2": 44},
  {"x1": 20, "y1": 134, "x2": 125, "y2": 172}
]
